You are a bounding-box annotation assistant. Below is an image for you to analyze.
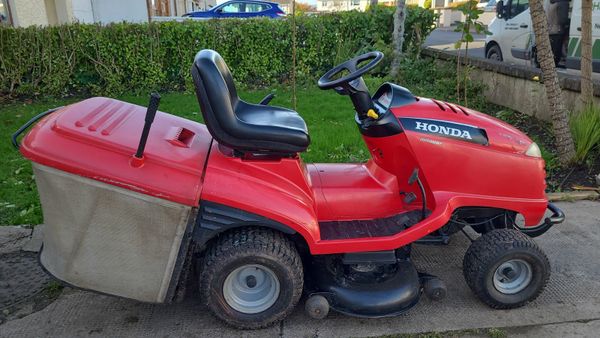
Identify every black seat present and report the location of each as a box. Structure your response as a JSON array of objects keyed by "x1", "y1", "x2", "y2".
[{"x1": 191, "y1": 50, "x2": 310, "y2": 153}]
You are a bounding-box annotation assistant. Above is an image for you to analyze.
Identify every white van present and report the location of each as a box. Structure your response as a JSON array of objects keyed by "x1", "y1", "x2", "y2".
[{"x1": 485, "y1": 0, "x2": 599, "y2": 72}]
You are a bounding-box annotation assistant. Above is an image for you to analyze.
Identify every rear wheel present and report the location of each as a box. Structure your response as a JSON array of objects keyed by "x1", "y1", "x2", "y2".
[
  {"x1": 199, "y1": 228, "x2": 303, "y2": 329},
  {"x1": 463, "y1": 229, "x2": 550, "y2": 309}
]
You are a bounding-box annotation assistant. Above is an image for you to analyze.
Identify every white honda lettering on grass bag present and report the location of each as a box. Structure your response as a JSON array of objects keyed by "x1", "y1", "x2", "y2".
[{"x1": 415, "y1": 121, "x2": 472, "y2": 140}]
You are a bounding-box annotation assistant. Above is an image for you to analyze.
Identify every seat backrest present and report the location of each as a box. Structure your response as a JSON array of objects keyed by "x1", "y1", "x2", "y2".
[{"x1": 191, "y1": 49, "x2": 241, "y2": 145}]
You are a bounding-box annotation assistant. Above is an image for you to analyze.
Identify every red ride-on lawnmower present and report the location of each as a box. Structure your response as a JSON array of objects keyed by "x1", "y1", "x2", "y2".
[{"x1": 13, "y1": 50, "x2": 564, "y2": 329}]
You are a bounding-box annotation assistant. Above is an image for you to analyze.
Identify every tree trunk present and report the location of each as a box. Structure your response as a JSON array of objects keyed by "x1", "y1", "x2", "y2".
[
  {"x1": 389, "y1": 0, "x2": 406, "y2": 79},
  {"x1": 581, "y1": 0, "x2": 593, "y2": 107},
  {"x1": 291, "y1": 0, "x2": 297, "y2": 110},
  {"x1": 530, "y1": 0, "x2": 575, "y2": 164}
]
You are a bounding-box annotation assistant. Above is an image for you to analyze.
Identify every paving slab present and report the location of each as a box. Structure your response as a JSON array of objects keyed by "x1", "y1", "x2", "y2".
[
  {"x1": 0, "y1": 226, "x2": 31, "y2": 255},
  {"x1": 501, "y1": 319, "x2": 600, "y2": 338},
  {"x1": 21, "y1": 224, "x2": 44, "y2": 253},
  {"x1": 1, "y1": 201, "x2": 599, "y2": 337}
]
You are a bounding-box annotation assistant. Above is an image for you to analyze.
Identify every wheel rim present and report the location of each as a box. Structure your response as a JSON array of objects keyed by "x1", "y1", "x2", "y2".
[
  {"x1": 223, "y1": 264, "x2": 280, "y2": 314},
  {"x1": 489, "y1": 51, "x2": 500, "y2": 61},
  {"x1": 493, "y1": 259, "x2": 532, "y2": 295}
]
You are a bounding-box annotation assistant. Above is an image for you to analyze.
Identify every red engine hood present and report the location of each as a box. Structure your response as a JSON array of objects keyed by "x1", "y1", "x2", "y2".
[
  {"x1": 21, "y1": 97, "x2": 212, "y2": 206},
  {"x1": 393, "y1": 98, "x2": 533, "y2": 154}
]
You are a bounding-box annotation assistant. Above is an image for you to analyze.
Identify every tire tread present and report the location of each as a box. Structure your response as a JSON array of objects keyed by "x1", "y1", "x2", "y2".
[
  {"x1": 463, "y1": 229, "x2": 550, "y2": 309},
  {"x1": 199, "y1": 227, "x2": 303, "y2": 329}
]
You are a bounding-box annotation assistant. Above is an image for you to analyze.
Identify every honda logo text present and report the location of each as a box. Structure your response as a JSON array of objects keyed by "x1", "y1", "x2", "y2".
[{"x1": 415, "y1": 121, "x2": 472, "y2": 140}]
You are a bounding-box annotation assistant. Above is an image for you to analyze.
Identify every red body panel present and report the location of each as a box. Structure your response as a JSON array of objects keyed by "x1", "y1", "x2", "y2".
[
  {"x1": 21, "y1": 95, "x2": 549, "y2": 255},
  {"x1": 308, "y1": 162, "x2": 404, "y2": 221},
  {"x1": 20, "y1": 98, "x2": 211, "y2": 206},
  {"x1": 200, "y1": 144, "x2": 320, "y2": 245}
]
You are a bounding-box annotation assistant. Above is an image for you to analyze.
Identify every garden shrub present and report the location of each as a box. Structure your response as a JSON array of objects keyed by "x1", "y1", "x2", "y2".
[
  {"x1": 0, "y1": 7, "x2": 437, "y2": 98},
  {"x1": 570, "y1": 105, "x2": 600, "y2": 163}
]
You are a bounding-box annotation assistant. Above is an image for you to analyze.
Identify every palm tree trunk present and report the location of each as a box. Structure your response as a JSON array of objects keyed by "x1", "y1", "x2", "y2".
[
  {"x1": 530, "y1": 0, "x2": 575, "y2": 164},
  {"x1": 580, "y1": 0, "x2": 593, "y2": 107},
  {"x1": 389, "y1": 0, "x2": 406, "y2": 79}
]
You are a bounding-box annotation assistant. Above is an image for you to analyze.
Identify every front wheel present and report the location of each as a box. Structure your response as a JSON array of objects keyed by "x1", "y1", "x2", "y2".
[
  {"x1": 486, "y1": 44, "x2": 503, "y2": 62},
  {"x1": 199, "y1": 228, "x2": 303, "y2": 329},
  {"x1": 463, "y1": 229, "x2": 550, "y2": 309}
]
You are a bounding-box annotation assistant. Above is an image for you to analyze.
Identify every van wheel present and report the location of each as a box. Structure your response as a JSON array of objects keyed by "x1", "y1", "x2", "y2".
[
  {"x1": 199, "y1": 227, "x2": 303, "y2": 329},
  {"x1": 463, "y1": 229, "x2": 550, "y2": 309},
  {"x1": 486, "y1": 44, "x2": 503, "y2": 61}
]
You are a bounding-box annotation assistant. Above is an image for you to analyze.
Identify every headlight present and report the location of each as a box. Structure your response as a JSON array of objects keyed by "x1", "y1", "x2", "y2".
[{"x1": 525, "y1": 142, "x2": 542, "y2": 158}]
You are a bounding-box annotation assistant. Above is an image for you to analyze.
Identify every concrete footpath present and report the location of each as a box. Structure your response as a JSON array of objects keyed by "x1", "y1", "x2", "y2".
[{"x1": 1, "y1": 201, "x2": 599, "y2": 337}]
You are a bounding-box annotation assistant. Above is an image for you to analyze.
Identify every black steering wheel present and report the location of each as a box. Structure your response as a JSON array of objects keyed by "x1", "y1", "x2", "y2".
[{"x1": 318, "y1": 51, "x2": 384, "y2": 90}]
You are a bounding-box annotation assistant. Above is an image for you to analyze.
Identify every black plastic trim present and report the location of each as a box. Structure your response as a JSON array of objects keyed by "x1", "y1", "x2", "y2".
[
  {"x1": 192, "y1": 200, "x2": 296, "y2": 249},
  {"x1": 566, "y1": 56, "x2": 600, "y2": 73},
  {"x1": 511, "y1": 48, "x2": 531, "y2": 60},
  {"x1": 355, "y1": 83, "x2": 418, "y2": 138},
  {"x1": 355, "y1": 110, "x2": 403, "y2": 137},
  {"x1": 319, "y1": 209, "x2": 423, "y2": 240},
  {"x1": 165, "y1": 207, "x2": 198, "y2": 303},
  {"x1": 519, "y1": 203, "x2": 565, "y2": 237},
  {"x1": 372, "y1": 83, "x2": 418, "y2": 108},
  {"x1": 342, "y1": 251, "x2": 397, "y2": 265}
]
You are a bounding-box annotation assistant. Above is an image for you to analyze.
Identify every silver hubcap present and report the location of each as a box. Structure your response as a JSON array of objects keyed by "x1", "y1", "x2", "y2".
[
  {"x1": 223, "y1": 264, "x2": 280, "y2": 314},
  {"x1": 493, "y1": 259, "x2": 532, "y2": 294}
]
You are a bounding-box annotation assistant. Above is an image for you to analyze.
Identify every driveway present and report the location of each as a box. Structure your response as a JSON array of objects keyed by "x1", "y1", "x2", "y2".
[
  {"x1": 425, "y1": 29, "x2": 487, "y2": 59},
  {"x1": 1, "y1": 201, "x2": 600, "y2": 337}
]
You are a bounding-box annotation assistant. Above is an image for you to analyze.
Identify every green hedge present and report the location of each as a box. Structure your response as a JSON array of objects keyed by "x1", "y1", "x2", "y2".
[{"x1": 0, "y1": 6, "x2": 437, "y2": 98}]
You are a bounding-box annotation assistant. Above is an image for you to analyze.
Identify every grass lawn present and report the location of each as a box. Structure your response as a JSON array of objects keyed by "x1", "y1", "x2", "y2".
[{"x1": 0, "y1": 85, "x2": 372, "y2": 226}]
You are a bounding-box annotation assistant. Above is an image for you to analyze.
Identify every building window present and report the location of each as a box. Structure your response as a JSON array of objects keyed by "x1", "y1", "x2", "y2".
[
  {"x1": 351, "y1": 0, "x2": 360, "y2": 5},
  {"x1": 0, "y1": 0, "x2": 12, "y2": 26}
]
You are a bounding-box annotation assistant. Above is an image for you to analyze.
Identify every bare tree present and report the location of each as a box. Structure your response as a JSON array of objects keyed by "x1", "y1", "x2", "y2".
[
  {"x1": 389, "y1": 0, "x2": 406, "y2": 79},
  {"x1": 530, "y1": 0, "x2": 575, "y2": 164},
  {"x1": 580, "y1": 0, "x2": 594, "y2": 107}
]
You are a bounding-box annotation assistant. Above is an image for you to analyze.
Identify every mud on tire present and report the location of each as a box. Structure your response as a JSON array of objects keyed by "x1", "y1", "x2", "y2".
[
  {"x1": 198, "y1": 227, "x2": 303, "y2": 329},
  {"x1": 463, "y1": 229, "x2": 550, "y2": 309}
]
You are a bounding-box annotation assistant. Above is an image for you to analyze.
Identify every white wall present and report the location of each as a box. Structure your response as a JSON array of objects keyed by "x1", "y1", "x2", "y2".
[
  {"x1": 72, "y1": 0, "x2": 93, "y2": 23},
  {"x1": 90, "y1": 0, "x2": 148, "y2": 23},
  {"x1": 10, "y1": 0, "x2": 50, "y2": 27},
  {"x1": 316, "y1": 0, "x2": 369, "y2": 12}
]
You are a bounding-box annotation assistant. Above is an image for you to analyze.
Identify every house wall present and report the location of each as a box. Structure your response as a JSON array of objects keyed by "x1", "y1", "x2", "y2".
[
  {"x1": 44, "y1": 0, "x2": 59, "y2": 25},
  {"x1": 54, "y1": 0, "x2": 73, "y2": 23},
  {"x1": 316, "y1": 0, "x2": 369, "y2": 12},
  {"x1": 71, "y1": 0, "x2": 93, "y2": 23},
  {"x1": 11, "y1": 0, "x2": 50, "y2": 26},
  {"x1": 10, "y1": 0, "x2": 148, "y2": 26},
  {"x1": 90, "y1": 0, "x2": 148, "y2": 23}
]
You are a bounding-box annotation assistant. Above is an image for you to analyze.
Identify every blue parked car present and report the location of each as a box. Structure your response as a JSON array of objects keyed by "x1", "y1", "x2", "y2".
[{"x1": 183, "y1": 0, "x2": 286, "y2": 19}]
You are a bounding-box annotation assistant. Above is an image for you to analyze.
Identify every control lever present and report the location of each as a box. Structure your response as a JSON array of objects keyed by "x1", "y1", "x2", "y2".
[
  {"x1": 132, "y1": 93, "x2": 161, "y2": 165},
  {"x1": 259, "y1": 93, "x2": 276, "y2": 105},
  {"x1": 408, "y1": 168, "x2": 427, "y2": 221}
]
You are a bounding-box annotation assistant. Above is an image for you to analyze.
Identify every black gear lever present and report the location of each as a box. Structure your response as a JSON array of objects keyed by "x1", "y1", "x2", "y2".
[{"x1": 134, "y1": 92, "x2": 161, "y2": 160}]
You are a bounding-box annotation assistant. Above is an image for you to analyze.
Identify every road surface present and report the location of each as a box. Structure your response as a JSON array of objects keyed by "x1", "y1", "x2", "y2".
[{"x1": 425, "y1": 29, "x2": 486, "y2": 59}]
